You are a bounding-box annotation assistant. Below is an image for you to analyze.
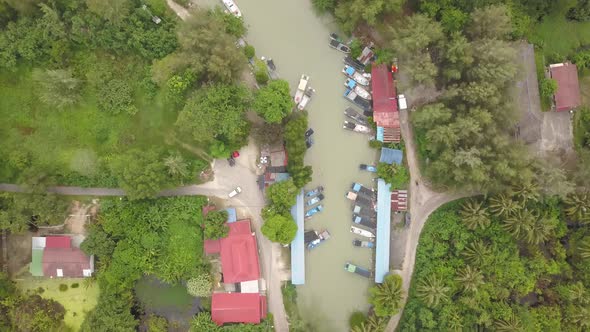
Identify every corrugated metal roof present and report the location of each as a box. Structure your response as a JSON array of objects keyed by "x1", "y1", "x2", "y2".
[
  {"x1": 375, "y1": 179, "x2": 392, "y2": 283},
  {"x1": 45, "y1": 236, "x2": 71, "y2": 249},
  {"x1": 220, "y1": 224, "x2": 260, "y2": 283},
  {"x1": 42, "y1": 247, "x2": 92, "y2": 278},
  {"x1": 550, "y1": 62, "x2": 581, "y2": 111},
  {"x1": 30, "y1": 249, "x2": 44, "y2": 276},
  {"x1": 290, "y1": 191, "x2": 305, "y2": 285},
  {"x1": 372, "y1": 64, "x2": 399, "y2": 128},
  {"x1": 211, "y1": 293, "x2": 263, "y2": 325},
  {"x1": 380, "y1": 148, "x2": 403, "y2": 165}
]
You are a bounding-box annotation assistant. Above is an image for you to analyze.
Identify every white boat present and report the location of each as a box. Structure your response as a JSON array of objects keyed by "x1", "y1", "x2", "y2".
[
  {"x1": 222, "y1": 0, "x2": 242, "y2": 18},
  {"x1": 294, "y1": 74, "x2": 310, "y2": 104},
  {"x1": 344, "y1": 78, "x2": 371, "y2": 100},
  {"x1": 343, "y1": 121, "x2": 372, "y2": 134},
  {"x1": 297, "y1": 87, "x2": 315, "y2": 110},
  {"x1": 342, "y1": 65, "x2": 370, "y2": 86},
  {"x1": 350, "y1": 226, "x2": 375, "y2": 238}
]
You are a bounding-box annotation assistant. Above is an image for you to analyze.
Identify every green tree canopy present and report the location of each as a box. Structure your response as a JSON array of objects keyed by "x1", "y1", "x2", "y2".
[
  {"x1": 266, "y1": 179, "x2": 298, "y2": 215},
  {"x1": 369, "y1": 274, "x2": 404, "y2": 317},
  {"x1": 253, "y1": 80, "x2": 294, "y2": 123},
  {"x1": 111, "y1": 149, "x2": 168, "y2": 200},
  {"x1": 204, "y1": 210, "x2": 229, "y2": 239},
  {"x1": 176, "y1": 83, "x2": 251, "y2": 147},
  {"x1": 261, "y1": 213, "x2": 297, "y2": 244}
]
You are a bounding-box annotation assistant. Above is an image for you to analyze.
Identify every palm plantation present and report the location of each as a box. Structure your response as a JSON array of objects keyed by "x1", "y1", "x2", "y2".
[
  {"x1": 455, "y1": 265, "x2": 484, "y2": 293},
  {"x1": 416, "y1": 275, "x2": 450, "y2": 307},
  {"x1": 368, "y1": 274, "x2": 403, "y2": 317},
  {"x1": 460, "y1": 200, "x2": 490, "y2": 230}
]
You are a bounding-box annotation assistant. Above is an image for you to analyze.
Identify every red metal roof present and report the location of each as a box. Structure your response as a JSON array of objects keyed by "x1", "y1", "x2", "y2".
[
  {"x1": 45, "y1": 236, "x2": 71, "y2": 249},
  {"x1": 204, "y1": 239, "x2": 221, "y2": 254},
  {"x1": 371, "y1": 64, "x2": 399, "y2": 128},
  {"x1": 211, "y1": 293, "x2": 264, "y2": 325},
  {"x1": 550, "y1": 62, "x2": 581, "y2": 112},
  {"x1": 42, "y1": 247, "x2": 91, "y2": 277},
  {"x1": 220, "y1": 222, "x2": 260, "y2": 283},
  {"x1": 229, "y1": 220, "x2": 252, "y2": 235}
]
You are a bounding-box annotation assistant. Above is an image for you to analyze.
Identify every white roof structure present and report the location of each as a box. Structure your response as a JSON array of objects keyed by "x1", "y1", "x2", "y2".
[{"x1": 240, "y1": 280, "x2": 260, "y2": 293}]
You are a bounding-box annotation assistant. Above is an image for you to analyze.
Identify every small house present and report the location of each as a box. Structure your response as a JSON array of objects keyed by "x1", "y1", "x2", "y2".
[
  {"x1": 30, "y1": 236, "x2": 94, "y2": 278},
  {"x1": 549, "y1": 62, "x2": 581, "y2": 112}
]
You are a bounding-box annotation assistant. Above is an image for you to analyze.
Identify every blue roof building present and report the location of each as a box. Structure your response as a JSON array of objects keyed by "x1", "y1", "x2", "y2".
[
  {"x1": 380, "y1": 147, "x2": 403, "y2": 165},
  {"x1": 225, "y1": 207, "x2": 237, "y2": 223},
  {"x1": 375, "y1": 179, "x2": 392, "y2": 283},
  {"x1": 290, "y1": 190, "x2": 305, "y2": 285}
]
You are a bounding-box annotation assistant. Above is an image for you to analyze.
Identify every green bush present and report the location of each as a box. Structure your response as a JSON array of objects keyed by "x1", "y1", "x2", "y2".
[
  {"x1": 349, "y1": 311, "x2": 367, "y2": 329},
  {"x1": 254, "y1": 59, "x2": 269, "y2": 85},
  {"x1": 244, "y1": 45, "x2": 255, "y2": 59},
  {"x1": 539, "y1": 77, "x2": 558, "y2": 98},
  {"x1": 71, "y1": 283, "x2": 79, "y2": 288},
  {"x1": 58, "y1": 284, "x2": 68, "y2": 292},
  {"x1": 37, "y1": 287, "x2": 45, "y2": 294}
]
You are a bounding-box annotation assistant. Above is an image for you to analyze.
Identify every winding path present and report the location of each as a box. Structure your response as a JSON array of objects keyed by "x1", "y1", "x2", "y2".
[{"x1": 385, "y1": 109, "x2": 471, "y2": 331}]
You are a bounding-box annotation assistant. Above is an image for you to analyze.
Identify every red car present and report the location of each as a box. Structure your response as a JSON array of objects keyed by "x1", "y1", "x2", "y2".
[{"x1": 232, "y1": 151, "x2": 240, "y2": 158}]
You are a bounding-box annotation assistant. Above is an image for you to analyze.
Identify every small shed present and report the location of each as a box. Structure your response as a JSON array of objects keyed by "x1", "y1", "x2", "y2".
[
  {"x1": 379, "y1": 148, "x2": 403, "y2": 165},
  {"x1": 549, "y1": 62, "x2": 581, "y2": 112}
]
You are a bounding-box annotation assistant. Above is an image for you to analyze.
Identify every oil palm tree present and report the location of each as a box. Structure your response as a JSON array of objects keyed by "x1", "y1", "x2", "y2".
[
  {"x1": 489, "y1": 193, "x2": 519, "y2": 217},
  {"x1": 368, "y1": 274, "x2": 403, "y2": 317},
  {"x1": 568, "y1": 282, "x2": 590, "y2": 305},
  {"x1": 416, "y1": 275, "x2": 450, "y2": 307},
  {"x1": 164, "y1": 154, "x2": 189, "y2": 178},
  {"x1": 578, "y1": 237, "x2": 590, "y2": 261},
  {"x1": 446, "y1": 308, "x2": 464, "y2": 331},
  {"x1": 524, "y1": 216, "x2": 554, "y2": 245},
  {"x1": 568, "y1": 306, "x2": 590, "y2": 330},
  {"x1": 350, "y1": 315, "x2": 386, "y2": 332},
  {"x1": 502, "y1": 209, "x2": 536, "y2": 239},
  {"x1": 455, "y1": 265, "x2": 484, "y2": 293},
  {"x1": 462, "y1": 240, "x2": 489, "y2": 266},
  {"x1": 511, "y1": 182, "x2": 540, "y2": 205},
  {"x1": 565, "y1": 191, "x2": 590, "y2": 222},
  {"x1": 494, "y1": 314, "x2": 523, "y2": 332},
  {"x1": 460, "y1": 200, "x2": 490, "y2": 230}
]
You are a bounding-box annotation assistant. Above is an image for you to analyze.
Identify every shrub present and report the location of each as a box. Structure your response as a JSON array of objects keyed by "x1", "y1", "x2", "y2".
[
  {"x1": 254, "y1": 59, "x2": 270, "y2": 85},
  {"x1": 71, "y1": 283, "x2": 79, "y2": 288},
  {"x1": 244, "y1": 45, "x2": 255, "y2": 59},
  {"x1": 349, "y1": 311, "x2": 367, "y2": 329},
  {"x1": 58, "y1": 284, "x2": 68, "y2": 292},
  {"x1": 539, "y1": 78, "x2": 558, "y2": 98},
  {"x1": 186, "y1": 273, "x2": 212, "y2": 297},
  {"x1": 36, "y1": 287, "x2": 45, "y2": 294},
  {"x1": 204, "y1": 210, "x2": 229, "y2": 239}
]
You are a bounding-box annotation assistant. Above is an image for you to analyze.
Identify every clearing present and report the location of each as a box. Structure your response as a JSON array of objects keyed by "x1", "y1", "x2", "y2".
[{"x1": 16, "y1": 277, "x2": 99, "y2": 330}]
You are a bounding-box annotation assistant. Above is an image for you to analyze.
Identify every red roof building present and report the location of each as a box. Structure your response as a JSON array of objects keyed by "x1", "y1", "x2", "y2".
[
  {"x1": 549, "y1": 62, "x2": 581, "y2": 112},
  {"x1": 33, "y1": 236, "x2": 94, "y2": 278},
  {"x1": 211, "y1": 293, "x2": 267, "y2": 325},
  {"x1": 204, "y1": 239, "x2": 221, "y2": 255},
  {"x1": 371, "y1": 64, "x2": 401, "y2": 142},
  {"x1": 219, "y1": 221, "x2": 260, "y2": 283}
]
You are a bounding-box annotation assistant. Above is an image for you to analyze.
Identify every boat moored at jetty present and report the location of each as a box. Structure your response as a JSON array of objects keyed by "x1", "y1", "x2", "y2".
[
  {"x1": 342, "y1": 65, "x2": 370, "y2": 86},
  {"x1": 344, "y1": 88, "x2": 372, "y2": 112},
  {"x1": 329, "y1": 33, "x2": 351, "y2": 54},
  {"x1": 344, "y1": 56, "x2": 365, "y2": 72},
  {"x1": 360, "y1": 164, "x2": 377, "y2": 172},
  {"x1": 353, "y1": 239, "x2": 375, "y2": 248},
  {"x1": 221, "y1": 0, "x2": 242, "y2": 17},
  {"x1": 306, "y1": 194, "x2": 325, "y2": 207},
  {"x1": 305, "y1": 186, "x2": 324, "y2": 197},
  {"x1": 294, "y1": 74, "x2": 310, "y2": 104},
  {"x1": 297, "y1": 87, "x2": 315, "y2": 111},
  {"x1": 344, "y1": 262, "x2": 371, "y2": 278},
  {"x1": 352, "y1": 214, "x2": 376, "y2": 230},
  {"x1": 343, "y1": 121, "x2": 372, "y2": 134},
  {"x1": 344, "y1": 79, "x2": 371, "y2": 100},
  {"x1": 344, "y1": 107, "x2": 368, "y2": 125},
  {"x1": 307, "y1": 230, "x2": 331, "y2": 250},
  {"x1": 350, "y1": 225, "x2": 375, "y2": 238},
  {"x1": 305, "y1": 205, "x2": 324, "y2": 219}
]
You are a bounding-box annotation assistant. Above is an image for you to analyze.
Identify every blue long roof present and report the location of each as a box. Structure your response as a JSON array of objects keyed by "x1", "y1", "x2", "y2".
[
  {"x1": 375, "y1": 179, "x2": 392, "y2": 283},
  {"x1": 225, "y1": 207, "x2": 237, "y2": 223},
  {"x1": 291, "y1": 190, "x2": 305, "y2": 285},
  {"x1": 380, "y1": 147, "x2": 403, "y2": 165}
]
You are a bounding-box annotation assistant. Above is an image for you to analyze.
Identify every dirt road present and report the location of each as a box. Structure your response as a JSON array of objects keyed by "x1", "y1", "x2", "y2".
[{"x1": 385, "y1": 110, "x2": 471, "y2": 331}]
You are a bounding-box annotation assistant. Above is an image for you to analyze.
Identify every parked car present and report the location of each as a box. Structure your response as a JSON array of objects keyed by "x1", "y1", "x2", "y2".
[{"x1": 228, "y1": 187, "x2": 242, "y2": 198}]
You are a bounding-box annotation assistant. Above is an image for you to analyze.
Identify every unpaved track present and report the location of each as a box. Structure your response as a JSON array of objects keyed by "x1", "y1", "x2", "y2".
[{"x1": 385, "y1": 110, "x2": 471, "y2": 331}]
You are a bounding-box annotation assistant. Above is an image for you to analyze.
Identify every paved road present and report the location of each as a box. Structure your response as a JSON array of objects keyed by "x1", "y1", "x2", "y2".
[{"x1": 385, "y1": 110, "x2": 471, "y2": 331}]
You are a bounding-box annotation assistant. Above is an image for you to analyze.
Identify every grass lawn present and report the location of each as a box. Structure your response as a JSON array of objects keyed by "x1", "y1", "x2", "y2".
[
  {"x1": 533, "y1": 0, "x2": 590, "y2": 58},
  {"x1": 16, "y1": 277, "x2": 99, "y2": 331}
]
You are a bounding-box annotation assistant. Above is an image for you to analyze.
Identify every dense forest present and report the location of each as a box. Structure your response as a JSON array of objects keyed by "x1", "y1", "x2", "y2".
[
  {"x1": 0, "y1": 0, "x2": 249, "y2": 201},
  {"x1": 400, "y1": 190, "x2": 590, "y2": 331}
]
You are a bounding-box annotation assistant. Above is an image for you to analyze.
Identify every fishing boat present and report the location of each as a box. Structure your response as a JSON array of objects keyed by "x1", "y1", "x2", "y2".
[
  {"x1": 221, "y1": 0, "x2": 242, "y2": 17},
  {"x1": 352, "y1": 214, "x2": 376, "y2": 230},
  {"x1": 306, "y1": 136, "x2": 313, "y2": 149},
  {"x1": 350, "y1": 225, "x2": 375, "y2": 238},
  {"x1": 329, "y1": 32, "x2": 342, "y2": 41},
  {"x1": 261, "y1": 56, "x2": 279, "y2": 80},
  {"x1": 307, "y1": 230, "x2": 331, "y2": 250},
  {"x1": 344, "y1": 56, "x2": 365, "y2": 72},
  {"x1": 297, "y1": 87, "x2": 315, "y2": 111},
  {"x1": 351, "y1": 182, "x2": 376, "y2": 197},
  {"x1": 343, "y1": 121, "x2": 372, "y2": 134},
  {"x1": 360, "y1": 164, "x2": 377, "y2": 172},
  {"x1": 306, "y1": 194, "x2": 325, "y2": 207},
  {"x1": 344, "y1": 79, "x2": 371, "y2": 100},
  {"x1": 353, "y1": 239, "x2": 375, "y2": 248},
  {"x1": 346, "y1": 192, "x2": 375, "y2": 209},
  {"x1": 344, "y1": 107, "x2": 368, "y2": 125},
  {"x1": 305, "y1": 186, "x2": 324, "y2": 197},
  {"x1": 305, "y1": 205, "x2": 324, "y2": 218},
  {"x1": 357, "y1": 46, "x2": 375, "y2": 65},
  {"x1": 344, "y1": 88, "x2": 372, "y2": 112},
  {"x1": 342, "y1": 65, "x2": 370, "y2": 86},
  {"x1": 344, "y1": 262, "x2": 371, "y2": 278},
  {"x1": 305, "y1": 128, "x2": 314, "y2": 137},
  {"x1": 294, "y1": 74, "x2": 310, "y2": 104},
  {"x1": 329, "y1": 39, "x2": 351, "y2": 54},
  {"x1": 354, "y1": 204, "x2": 376, "y2": 216}
]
